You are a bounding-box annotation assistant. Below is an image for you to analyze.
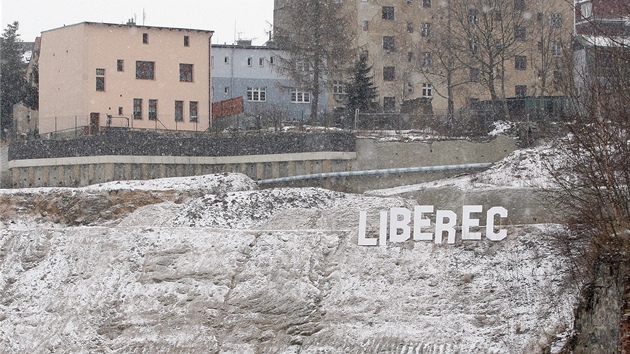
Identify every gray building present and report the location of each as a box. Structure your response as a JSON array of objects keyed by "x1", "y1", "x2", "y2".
[{"x1": 211, "y1": 40, "x2": 327, "y2": 122}]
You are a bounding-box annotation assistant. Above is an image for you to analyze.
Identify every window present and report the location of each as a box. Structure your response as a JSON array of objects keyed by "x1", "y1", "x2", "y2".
[
  {"x1": 270, "y1": 56, "x2": 275, "y2": 64},
  {"x1": 296, "y1": 60, "x2": 309, "y2": 71},
  {"x1": 469, "y1": 9, "x2": 479, "y2": 24},
  {"x1": 149, "y1": 99, "x2": 158, "y2": 120},
  {"x1": 581, "y1": 2, "x2": 593, "y2": 19},
  {"x1": 136, "y1": 61, "x2": 155, "y2": 80},
  {"x1": 224, "y1": 87, "x2": 229, "y2": 95},
  {"x1": 470, "y1": 68, "x2": 480, "y2": 82},
  {"x1": 537, "y1": 40, "x2": 544, "y2": 52},
  {"x1": 406, "y1": 82, "x2": 414, "y2": 94},
  {"x1": 96, "y1": 68, "x2": 105, "y2": 91},
  {"x1": 537, "y1": 12, "x2": 544, "y2": 22},
  {"x1": 247, "y1": 57, "x2": 253, "y2": 66},
  {"x1": 552, "y1": 41, "x2": 562, "y2": 56},
  {"x1": 291, "y1": 89, "x2": 310, "y2": 103},
  {"x1": 382, "y1": 6, "x2": 395, "y2": 20},
  {"x1": 133, "y1": 98, "x2": 142, "y2": 119},
  {"x1": 514, "y1": 0, "x2": 525, "y2": 11},
  {"x1": 190, "y1": 101, "x2": 198, "y2": 122},
  {"x1": 175, "y1": 100, "x2": 184, "y2": 121},
  {"x1": 224, "y1": 56, "x2": 230, "y2": 65},
  {"x1": 143, "y1": 33, "x2": 148, "y2": 44},
  {"x1": 179, "y1": 64, "x2": 193, "y2": 82},
  {"x1": 553, "y1": 70, "x2": 562, "y2": 90},
  {"x1": 407, "y1": 0, "x2": 413, "y2": 4},
  {"x1": 421, "y1": 23, "x2": 431, "y2": 37},
  {"x1": 515, "y1": 85, "x2": 527, "y2": 97},
  {"x1": 470, "y1": 38, "x2": 479, "y2": 54},
  {"x1": 118, "y1": 107, "x2": 123, "y2": 116},
  {"x1": 422, "y1": 83, "x2": 433, "y2": 98},
  {"x1": 362, "y1": 20, "x2": 369, "y2": 31},
  {"x1": 259, "y1": 58, "x2": 265, "y2": 67},
  {"x1": 383, "y1": 36, "x2": 395, "y2": 52},
  {"x1": 423, "y1": 0, "x2": 431, "y2": 8},
  {"x1": 247, "y1": 87, "x2": 267, "y2": 102},
  {"x1": 383, "y1": 97, "x2": 396, "y2": 111},
  {"x1": 117, "y1": 59, "x2": 124, "y2": 72},
  {"x1": 333, "y1": 80, "x2": 345, "y2": 95},
  {"x1": 515, "y1": 55, "x2": 527, "y2": 70},
  {"x1": 515, "y1": 26, "x2": 526, "y2": 41},
  {"x1": 407, "y1": 21, "x2": 414, "y2": 33},
  {"x1": 421, "y1": 52, "x2": 432, "y2": 67},
  {"x1": 550, "y1": 13, "x2": 562, "y2": 28},
  {"x1": 408, "y1": 52, "x2": 414, "y2": 62},
  {"x1": 383, "y1": 66, "x2": 395, "y2": 81},
  {"x1": 184, "y1": 35, "x2": 190, "y2": 47}
]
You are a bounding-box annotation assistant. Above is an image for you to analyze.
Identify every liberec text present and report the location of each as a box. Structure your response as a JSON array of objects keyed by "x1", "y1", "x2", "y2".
[{"x1": 358, "y1": 205, "x2": 509, "y2": 246}]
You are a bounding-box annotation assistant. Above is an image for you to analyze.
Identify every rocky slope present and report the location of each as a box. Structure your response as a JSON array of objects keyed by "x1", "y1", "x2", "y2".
[{"x1": 0, "y1": 170, "x2": 578, "y2": 353}]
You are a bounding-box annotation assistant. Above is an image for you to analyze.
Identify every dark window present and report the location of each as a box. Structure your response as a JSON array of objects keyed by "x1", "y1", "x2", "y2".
[
  {"x1": 423, "y1": 0, "x2": 431, "y2": 8},
  {"x1": 407, "y1": 0, "x2": 413, "y2": 4},
  {"x1": 190, "y1": 101, "x2": 198, "y2": 122},
  {"x1": 515, "y1": 55, "x2": 527, "y2": 70},
  {"x1": 383, "y1": 97, "x2": 396, "y2": 111},
  {"x1": 422, "y1": 52, "x2": 432, "y2": 67},
  {"x1": 421, "y1": 23, "x2": 431, "y2": 37},
  {"x1": 118, "y1": 107, "x2": 123, "y2": 115},
  {"x1": 143, "y1": 33, "x2": 149, "y2": 44},
  {"x1": 514, "y1": 0, "x2": 525, "y2": 11},
  {"x1": 184, "y1": 35, "x2": 190, "y2": 46},
  {"x1": 136, "y1": 61, "x2": 155, "y2": 80},
  {"x1": 470, "y1": 38, "x2": 479, "y2": 54},
  {"x1": 407, "y1": 22, "x2": 414, "y2": 33},
  {"x1": 175, "y1": 101, "x2": 184, "y2": 121},
  {"x1": 515, "y1": 85, "x2": 527, "y2": 97},
  {"x1": 537, "y1": 12, "x2": 544, "y2": 22},
  {"x1": 383, "y1": 36, "x2": 395, "y2": 52},
  {"x1": 515, "y1": 26, "x2": 526, "y2": 41},
  {"x1": 117, "y1": 59, "x2": 124, "y2": 72},
  {"x1": 247, "y1": 87, "x2": 267, "y2": 102},
  {"x1": 362, "y1": 20, "x2": 369, "y2": 31},
  {"x1": 383, "y1": 66, "x2": 395, "y2": 81},
  {"x1": 408, "y1": 51, "x2": 414, "y2": 62},
  {"x1": 96, "y1": 68, "x2": 105, "y2": 91},
  {"x1": 96, "y1": 77, "x2": 105, "y2": 91},
  {"x1": 382, "y1": 6, "x2": 395, "y2": 20},
  {"x1": 133, "y1": 98, "x2": 142, "y2": 119},
  {"x1": 469, "y1": 9, "x2": 479, "y2": 24},
  {"x1": 179, "y1": 63, "x2": 193, "y2": 82},
  {"x1": 550, "y1": 13, "x2": 562, "y2": 28},
  {"x1": 149, "y1": 99, "x2": 157, "y2": 120},
  {"x1": 553, "y1": 70, "x2": 561, "y2": 90},
  {"x1": 470, "y1": 68, "x2": 480, "y2": 82}
]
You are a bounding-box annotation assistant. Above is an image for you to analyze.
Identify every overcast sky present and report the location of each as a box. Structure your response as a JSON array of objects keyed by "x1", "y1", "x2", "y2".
[{"x1": 1, "y1": 0, "x2": 275, "y2": 45}]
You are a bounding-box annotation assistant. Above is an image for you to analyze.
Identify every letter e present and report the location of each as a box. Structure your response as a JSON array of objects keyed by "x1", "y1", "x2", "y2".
[
  {"x1": 413, "y1": 205, "x2": 434, "y2": 241},
  {"x1": 462, "y1": 205, "x2": 483, "y2": 240}
]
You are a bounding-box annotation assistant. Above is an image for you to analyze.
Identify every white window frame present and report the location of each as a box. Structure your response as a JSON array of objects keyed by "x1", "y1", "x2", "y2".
[
  {"x1": 247, "y1": 87, "x2": 267, "y2": 102},
  {"x1": 291, "y1": 88, "x2": 311, "y2": 103},
  {"x1": 422, "y1": 83, "x2": 433, "y2": 98}
]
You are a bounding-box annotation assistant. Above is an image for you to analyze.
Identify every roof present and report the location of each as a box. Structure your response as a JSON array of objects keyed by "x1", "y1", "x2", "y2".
[
  {"x1": 576, "y1": 34, "x2": 630, "y2": 47},
  {"x1": 42, "y1": 21, "x2": 214, "y2": 35}
]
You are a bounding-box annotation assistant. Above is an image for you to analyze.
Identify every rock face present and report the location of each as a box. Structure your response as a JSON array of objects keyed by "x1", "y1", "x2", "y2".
[{"x1": 0, "y1": 174, "x2": 577, "y2": 353}]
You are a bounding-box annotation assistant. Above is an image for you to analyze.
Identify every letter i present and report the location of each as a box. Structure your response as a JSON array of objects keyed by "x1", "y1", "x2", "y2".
[{"x1": 379, "y1": 210, "x2": 388, "y2": 247}]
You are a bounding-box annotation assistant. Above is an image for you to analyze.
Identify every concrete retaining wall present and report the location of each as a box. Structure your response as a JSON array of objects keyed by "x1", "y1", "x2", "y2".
[{"x1": 7, "y1": 133, "x2": 517, "y2": 189}]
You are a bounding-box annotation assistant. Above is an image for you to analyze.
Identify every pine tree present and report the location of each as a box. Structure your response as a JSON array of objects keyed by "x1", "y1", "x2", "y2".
[
  {"x1": 1, "y1": 21, "x2": 28, "y2": 139},
  {"x1": 345, "y1": 55, "x2": 378, "y2": 118}
]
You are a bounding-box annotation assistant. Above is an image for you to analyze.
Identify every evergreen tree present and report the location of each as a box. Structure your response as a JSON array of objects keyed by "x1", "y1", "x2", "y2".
[
  {"x1": 345, "y1": 55, "x2": 378, "y2": 119},
  {"x1": 1, "y1": 21, "x2": 28, "y2": 139}
]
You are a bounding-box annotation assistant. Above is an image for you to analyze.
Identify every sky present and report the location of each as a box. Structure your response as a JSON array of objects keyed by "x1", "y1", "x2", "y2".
[{"x1": 1, "y1": 0, "x2": 275, "y2": 45}]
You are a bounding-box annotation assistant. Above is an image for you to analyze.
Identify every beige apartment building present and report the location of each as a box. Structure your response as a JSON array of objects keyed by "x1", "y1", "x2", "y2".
[
  {"x1": 275, "y1": 0, "x2": 574, "y2": 117},
  {"x1": 39, "y1": 22, "x2": 213, "y2": 136}
]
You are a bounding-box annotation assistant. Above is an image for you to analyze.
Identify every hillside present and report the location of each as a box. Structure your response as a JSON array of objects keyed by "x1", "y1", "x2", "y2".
[{"x1": 0, "y1": 147, "x2": 580, "y2": 353}]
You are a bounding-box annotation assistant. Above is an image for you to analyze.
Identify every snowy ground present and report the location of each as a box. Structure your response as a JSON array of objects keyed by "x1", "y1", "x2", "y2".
[{"x1": 0, "y1": 143, "x2": 579, "y2": 353}]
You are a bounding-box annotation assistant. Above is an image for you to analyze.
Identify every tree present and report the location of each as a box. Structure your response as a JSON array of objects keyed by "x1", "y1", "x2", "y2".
[
  {"x1": 1, "y1": 21, "x2": 29, "y2": 139},
  {"x1": 345, "y1": 55, "x2": 378, "y2": 125},
  {"x1": 274, "y1": 0, "x2": 354, "y2": 121}
]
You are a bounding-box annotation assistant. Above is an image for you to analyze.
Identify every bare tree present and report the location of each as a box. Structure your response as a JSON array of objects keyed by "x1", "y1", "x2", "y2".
[{"x1": 274, "y1": 0, "x2": 355, "y2": 121}]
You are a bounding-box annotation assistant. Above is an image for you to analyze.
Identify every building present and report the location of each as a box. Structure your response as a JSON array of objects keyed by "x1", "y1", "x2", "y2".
[
  {"x1": 212, "y1": 40, "x2": 326, "y2": 122},
  {"x1": 13, "y1": 37, "x2": 40, "y2": 137},
  {"x1": 274, "y1": 0, "x2": 574, "y2": 118},
  {"x1": 575, "y1": 0, "x2": 630, "y2": 36},
  {"x1": 38, "y1": 22, "x2": 213, "y2": 136}
]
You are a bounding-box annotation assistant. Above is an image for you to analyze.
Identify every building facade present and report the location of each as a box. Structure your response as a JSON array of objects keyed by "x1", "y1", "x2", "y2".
[
  {"x1": 212, "y1": 41, "x2": 327, "y2": 121},
  {"x1": 575, "y1": 0, "x2": 630, "y2": 36},
  {"x1": 39, "y1": 22, "x2": 213, "y2": 136},
  {"x1": 275, "y1": 0, "x2": 574, "y2": 117}
]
